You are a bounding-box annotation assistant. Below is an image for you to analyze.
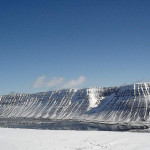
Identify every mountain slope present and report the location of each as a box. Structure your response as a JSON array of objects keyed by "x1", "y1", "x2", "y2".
[{"x1": 0, "y1": 83, "x2": 150, "y2": 123}]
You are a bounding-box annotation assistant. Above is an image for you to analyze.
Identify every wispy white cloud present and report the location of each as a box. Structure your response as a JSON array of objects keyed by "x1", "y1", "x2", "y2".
[
  {"x1": 32, "y1": 75, "x2": 64, "y2": 89},
  {"x1": 32, "y1": 75, "x2": 86, "y2": 89},
  {"x1": 62, "y1": 76, "x2": 86, "y2": 89},
  {"x1": 32, "y1": 75, "x2": 45, "y2": 88},
  {"x1": 45, "y1": 77, "x2": 64, "y2": 87}
]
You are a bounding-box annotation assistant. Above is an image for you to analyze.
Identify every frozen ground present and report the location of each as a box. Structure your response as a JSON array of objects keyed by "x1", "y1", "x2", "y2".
[{"x1": 0, "y1": 128, "x2": 150, "y2": 150}]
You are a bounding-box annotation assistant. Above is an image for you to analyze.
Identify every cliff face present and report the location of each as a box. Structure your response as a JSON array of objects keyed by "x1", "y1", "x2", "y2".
[
  {"x1": 0, "y1": 83, "x2": 150, "y2": 123},
  {"x1": 87, "y1": 83, "x2": 150, "y2": 122}
]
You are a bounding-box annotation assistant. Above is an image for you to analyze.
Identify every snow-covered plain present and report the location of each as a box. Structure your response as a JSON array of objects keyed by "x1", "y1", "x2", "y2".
[{"x1": 0, "y1": 128, "x2": 150, "y2": 150}]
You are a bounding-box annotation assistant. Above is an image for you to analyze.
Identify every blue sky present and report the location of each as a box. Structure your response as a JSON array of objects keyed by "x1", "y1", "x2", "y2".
[{"x1": 0, "y1": 0, "x2": 150, "y2": 94}]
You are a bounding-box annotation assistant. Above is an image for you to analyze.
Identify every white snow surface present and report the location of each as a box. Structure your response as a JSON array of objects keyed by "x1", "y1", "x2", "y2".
[{"x1": 0, "y1": 128, "x2": 150, "y2": 150}]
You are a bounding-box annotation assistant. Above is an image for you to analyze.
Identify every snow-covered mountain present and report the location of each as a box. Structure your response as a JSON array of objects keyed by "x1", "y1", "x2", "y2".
[{"x1": 0, "y1": 83, "x2": 150, "y2": 123}]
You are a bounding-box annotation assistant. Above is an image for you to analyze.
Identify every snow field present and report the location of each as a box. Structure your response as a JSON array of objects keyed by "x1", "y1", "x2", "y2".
[{"x1": 0, "y1": 128, "x2": 150, "y2": 150}]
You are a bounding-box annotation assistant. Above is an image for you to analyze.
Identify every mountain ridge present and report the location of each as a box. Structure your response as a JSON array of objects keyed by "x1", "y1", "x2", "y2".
[{"x1": 0, "y1": 82, "x2": 150, "y2": 124}]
